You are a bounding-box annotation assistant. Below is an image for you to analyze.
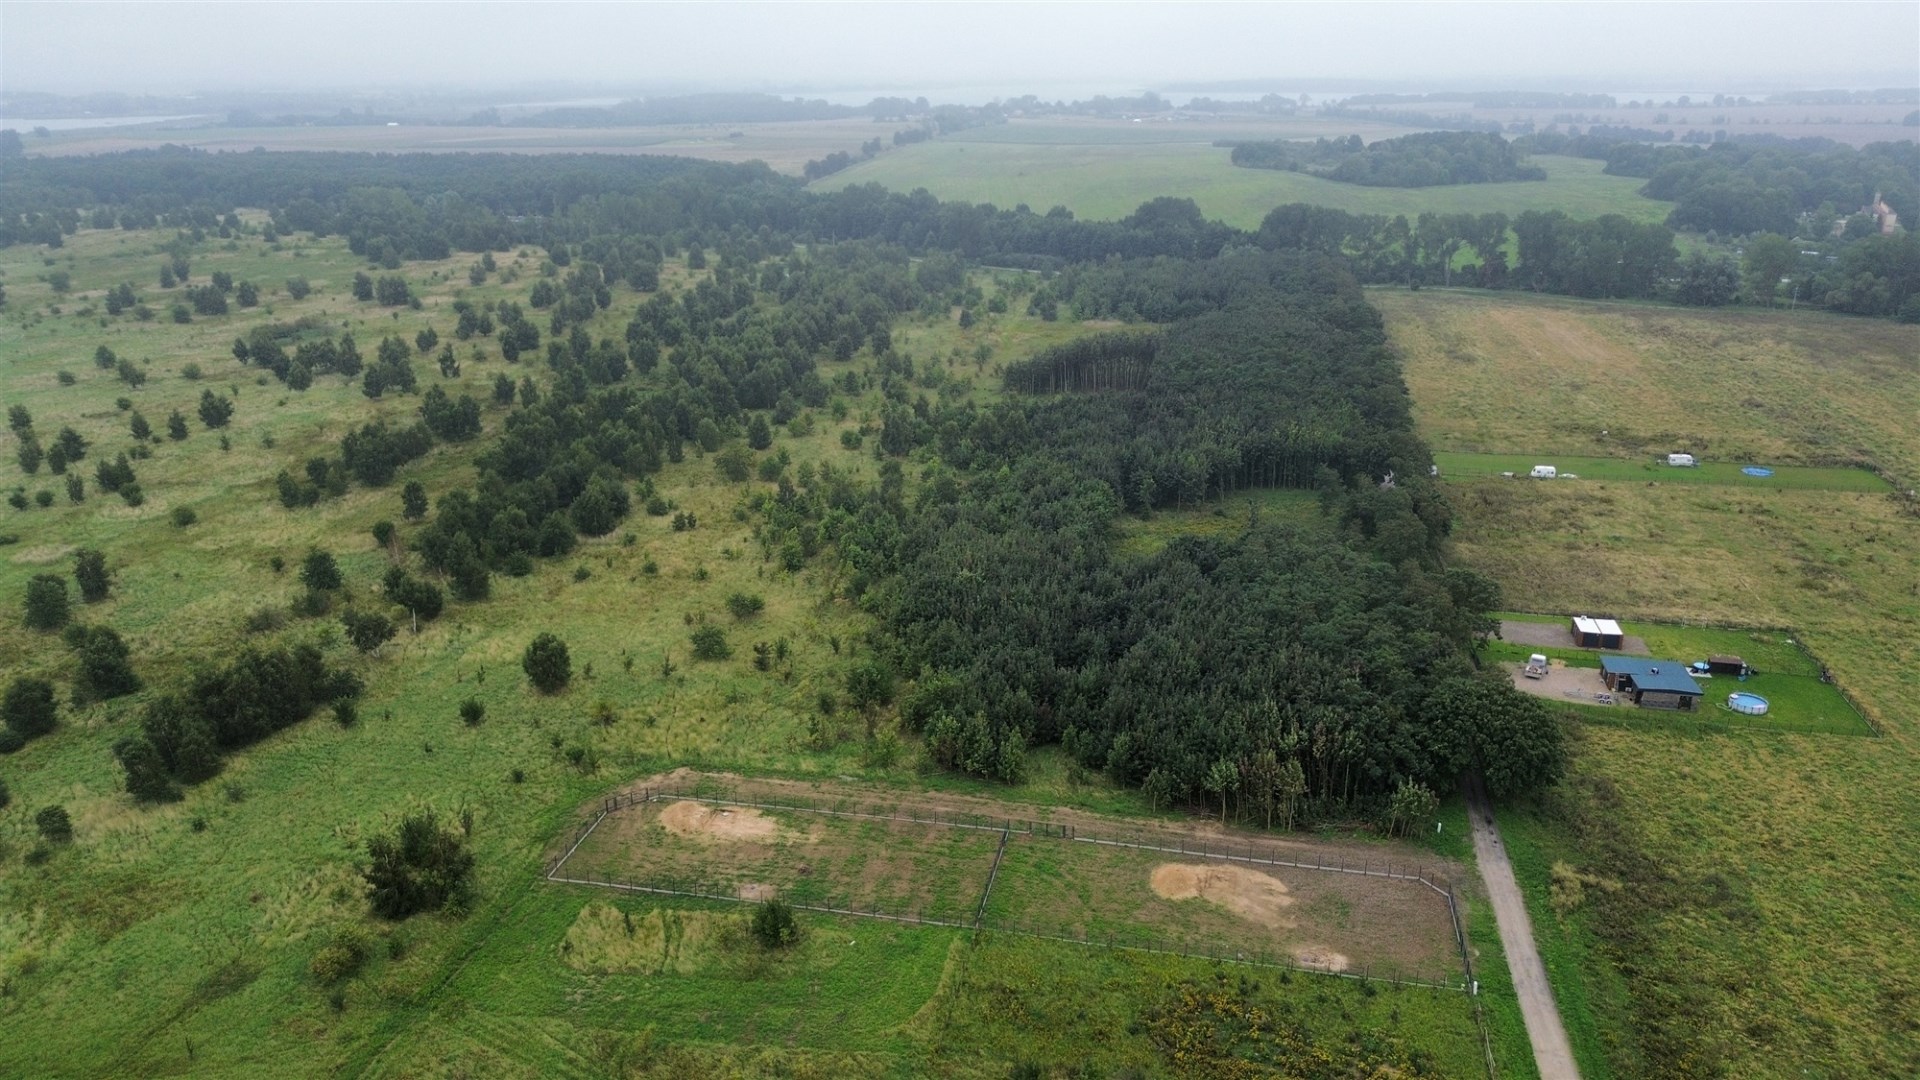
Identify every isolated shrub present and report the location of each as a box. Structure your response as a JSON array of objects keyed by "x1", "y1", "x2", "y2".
[
  {"x1": 341, "y1": 609, "x2": 396, "y2": 654},
  {"x1": 299, "y1": 548, "x2": 342, "y2": 591},
  {"x1": 197, "y1": 390, "x2": 234, "y2": 429},
  {"x1": 401, "y1": 481, "x2": 428, "y2": 520},
  {"x1": 73, "y1": 548, "x2": 110, "y2": 602},
  {"x1": 35, "y1": 804, "x2": 73, "y2": 844},
  {"x1": 750, "y1": 898, "x2": 798, "y2": 949},
  {"x1": 459, "y1": 698, "x2": 485, "y2": 726},
  {"x1": 309, "y1": 928, "x2": 370, "y2": 985},
  {"x1": 171, "y1": 506, "x2": 198, "y2": 528},
  {"x1": 746, "y1": 414, "x2": 773, "y2": 451},
  {"x1": 2, "y1": 677, "x2": 58, "y2": 738},
  {"x1": 363, "y1": 810, "x2": 475, "y2": 920},
  {"x1": 689, "y1": 625, "x2": 732, "y2": 661},
  {"x1": 285, "y1": 276, "x2": 312, "y2": 300},
  {"x1": 166, "y1": 411, "x2": 189, "y2": 440},
  {"x1": 522, "y1": 633, "x2": 571, "y2": 693},
  {"x1": 714, "y1": 445, "x2": 752, "y2": 482},
  {"x1": 725, "y1": 592, "x2": 766, "y2": 619},
  {"x1": 23, "y1": 574, "x2": 70, "y2": 631},
  {"x1": 371, "y1": 520, "x2": 395, "y2": 548},
  {"x1": 67, "y1": 624, "x2": 142, "y2": 703}
]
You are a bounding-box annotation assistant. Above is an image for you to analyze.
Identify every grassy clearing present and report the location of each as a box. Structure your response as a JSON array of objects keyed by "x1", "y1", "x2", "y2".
[
  {"x1": 1381, "y1": 288, "x2": 1920, "y2": 484},
  {"x1": 1435, "y1": 451, "x2": 1889, "y2": 492},
  {"x1": 349, "y1": 886, "x2": 1494, "y2": 1079},
  {"x1": 822, "y1": 134, "x2": 1670, "y2": 229},
  {"x1": 1391, "y1": 289, "x2": 1920, "y2": 1077}
]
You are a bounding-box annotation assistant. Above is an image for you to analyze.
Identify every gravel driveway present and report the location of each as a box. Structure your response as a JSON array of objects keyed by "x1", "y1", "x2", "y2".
[{"x1": 1500, "y1": 619, "x2": 1649, "y2": 656}]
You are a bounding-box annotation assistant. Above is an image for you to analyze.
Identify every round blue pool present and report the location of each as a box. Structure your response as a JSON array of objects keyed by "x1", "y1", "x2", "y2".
[
  {"x1": 1728, "y1": 692, "x2": 1769, "y2": 716},
  {"x1": 1742, "y1": 466, "x2": 1774, "y2": 477}
]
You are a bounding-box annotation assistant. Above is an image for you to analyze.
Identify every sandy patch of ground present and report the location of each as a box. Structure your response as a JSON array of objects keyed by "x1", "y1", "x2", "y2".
[
  {"x1": 1291, "y1": 945, "x2": 1351, "y2": 973},
  {"x1": 1151, "y1": 863, "x2": 1296, "y2": 928},
  {"x1": 657, "y1": 800, "x2": 786, "y2": 843},
  {"x1": 737, "y1": 882, "x2": 778, "y2": 901},
  {"x1": 1505, "y1": 661, "x2": 1623, "y2": 708}
]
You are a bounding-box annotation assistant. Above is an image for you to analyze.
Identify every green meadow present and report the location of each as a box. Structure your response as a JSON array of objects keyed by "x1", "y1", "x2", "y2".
[
  {"x1": 823, "y1": 131, "x2": 1672, "y2": 230},
  {"x1": 1387, "y1": 291, "x2": 1920, "y2": 1077}
]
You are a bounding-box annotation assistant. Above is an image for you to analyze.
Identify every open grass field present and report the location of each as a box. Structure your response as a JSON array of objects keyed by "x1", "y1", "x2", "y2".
[
  {"x1": 1386, "y1": 289, "x2": 1920, "y2": 1078},
  {"x1": 1380, "y1": 288, "x2": 1920, "y2": 484},
  {"x1": 822, "y1": 131, "x2": 1672, "y2": 230},
  {"x1": 1434, "y1": 451, "x2": 1890, "y2": 492}
]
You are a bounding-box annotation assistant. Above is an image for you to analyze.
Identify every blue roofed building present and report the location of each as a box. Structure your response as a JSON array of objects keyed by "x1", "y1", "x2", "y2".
[{"x1": 1599, "y1": 656, "x2": 1704, "y2": 711}]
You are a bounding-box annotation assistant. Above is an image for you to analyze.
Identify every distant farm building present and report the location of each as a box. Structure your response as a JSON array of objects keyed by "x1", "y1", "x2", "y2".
[
  {"x1": 1570, "y1": 616, "x2": 1625, "y2": 650},
  {"x1": 1599, "y1": 656, "x2": 1704, "y2": 711}
]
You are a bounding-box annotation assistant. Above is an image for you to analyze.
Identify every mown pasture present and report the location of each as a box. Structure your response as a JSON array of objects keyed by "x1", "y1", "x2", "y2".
[
  {"x1": 1380, "y1": 288, "x2": 1920, "y2": 484},
  {"x1": 1386, "y1": 290, "x2": 1920, "y2": 1078}
]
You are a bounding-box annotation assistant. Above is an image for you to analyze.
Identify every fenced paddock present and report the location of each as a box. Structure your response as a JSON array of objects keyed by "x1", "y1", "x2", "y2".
[{"x1": 545, "y1": 779, "x2": 1476, "y2": 991}]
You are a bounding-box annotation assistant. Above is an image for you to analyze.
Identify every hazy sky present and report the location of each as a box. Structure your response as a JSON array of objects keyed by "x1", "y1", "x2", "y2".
[{"x1": 3, "y1": 2, "x2": 1916, "y2": 98}]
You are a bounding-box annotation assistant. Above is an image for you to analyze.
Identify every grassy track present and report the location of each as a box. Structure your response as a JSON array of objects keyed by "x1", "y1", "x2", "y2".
[
  {"x1": 1387, "y1": 289, "x2": 1920, "y2": 1076},
  {"x1": 1435, "y1": 451, "x2": 1889, "y2": 492},
  {"x1": 822, "y1": 133, "x2": 1671, "y2": 229}
]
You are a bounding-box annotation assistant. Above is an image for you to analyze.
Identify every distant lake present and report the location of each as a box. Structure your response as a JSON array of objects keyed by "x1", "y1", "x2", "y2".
[{"x1": 0, "y1": 114, "x2": 209, "y2": 132}]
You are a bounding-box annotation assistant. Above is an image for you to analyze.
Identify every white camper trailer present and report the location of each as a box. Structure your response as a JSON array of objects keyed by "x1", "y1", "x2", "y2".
[
  {"x1": 1667, "y1": 453, "x2": 1697, "y2": 467},
  {"x1": 1529, "y1": 465, "x2": 1558, "y2": 479}
]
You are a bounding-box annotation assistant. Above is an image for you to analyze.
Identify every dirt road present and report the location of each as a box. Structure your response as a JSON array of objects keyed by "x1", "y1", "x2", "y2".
[{"x1": 1466, "y1": 775, "x2": 1580, "y2": 1080}]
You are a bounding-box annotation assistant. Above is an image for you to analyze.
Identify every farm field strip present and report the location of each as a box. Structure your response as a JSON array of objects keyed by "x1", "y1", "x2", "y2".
[
  {"x1": 1434, "y1": 451, "x2": 1890, "y2": 492},
  {"x1": 548, "y1": 784, "x2": 1472, "y2": 988}
]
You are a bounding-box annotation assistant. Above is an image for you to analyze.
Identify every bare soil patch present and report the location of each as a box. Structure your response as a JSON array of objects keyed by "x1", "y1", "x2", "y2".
[
  {"x1": 1292, "y1": 945, "x2": 1351, "y2": 973},
  {"x1": 1150, "y1": 862, "x2": 1296, "y2": 928},
  {"x1": 658, "y1": 800, "x2": 786, "y2": 843},
  {"x1": 1506, "y1": 661, "x2": 1616, "y2": 707}
]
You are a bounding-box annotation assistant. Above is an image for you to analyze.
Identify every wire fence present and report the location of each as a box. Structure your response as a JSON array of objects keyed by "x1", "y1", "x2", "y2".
[{"x1": 544, "y1": 785, "x2": 1473, "y2": 993}]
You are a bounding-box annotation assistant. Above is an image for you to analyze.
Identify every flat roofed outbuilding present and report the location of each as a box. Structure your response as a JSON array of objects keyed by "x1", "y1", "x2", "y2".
[
  {"x1": 1599, "y1": 655, "x2": 1704, "y2": 710},
  {"x1": 1571, "y1": 616, "x2": 1625, "y2": 650}
]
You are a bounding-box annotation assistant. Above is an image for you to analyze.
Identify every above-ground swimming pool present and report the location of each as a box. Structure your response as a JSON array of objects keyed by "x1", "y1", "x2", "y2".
[
  {"x1": 1728, "y1": 692, "x2": 1770, "y2": 716},
  {"x1": 1741, "y1": 466, "x2": 1774, "y2": 477}
]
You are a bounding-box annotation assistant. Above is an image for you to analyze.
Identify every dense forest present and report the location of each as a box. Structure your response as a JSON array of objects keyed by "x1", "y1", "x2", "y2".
[{"x1": 1230, "y1": 131, "x2": 1548, "y2": 186}]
